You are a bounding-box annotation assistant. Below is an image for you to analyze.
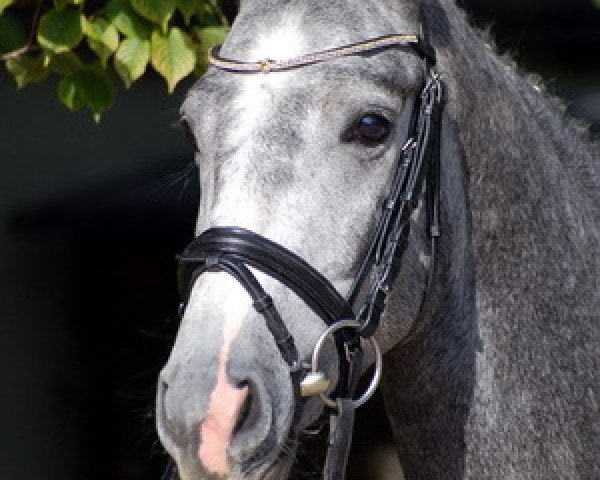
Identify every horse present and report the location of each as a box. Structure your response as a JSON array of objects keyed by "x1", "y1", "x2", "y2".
[{"x1": 155, "y1": 0, "x2": 600, "y2": 478}]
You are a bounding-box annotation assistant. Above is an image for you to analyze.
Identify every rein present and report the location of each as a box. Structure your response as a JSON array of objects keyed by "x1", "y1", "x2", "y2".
[{"x1": 171, "y1": 33, "x2": 444, "y2": 480}]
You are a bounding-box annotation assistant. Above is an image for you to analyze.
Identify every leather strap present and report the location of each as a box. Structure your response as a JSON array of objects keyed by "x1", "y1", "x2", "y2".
[
  {"x1": 346, "y1": 66, "x2": 443, "y2": 338},
  {"x1": 178, "y1": 227, "x2": 355, "y2": 326},
  {"x1": 323, "y1": 399, "x2": 357, "y2": 480},
  {"x1": 208, "y1": 34, "x2": 435, "y2": 74},
  {"x1": 178, "y1": 228, "x2": 355, "y2": 396}
]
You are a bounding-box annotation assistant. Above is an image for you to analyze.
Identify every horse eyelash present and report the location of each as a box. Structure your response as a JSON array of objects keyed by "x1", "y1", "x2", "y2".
[{"x1": 176, "y1": 117, "x2": 199, "y2": 151}]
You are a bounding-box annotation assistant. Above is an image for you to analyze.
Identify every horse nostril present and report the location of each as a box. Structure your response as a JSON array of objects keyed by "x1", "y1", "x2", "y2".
[
  {"x1": 159, "y1": 379, "x2": 170, "y2": 412},
  {"x1": 233, "y1": 382, "x2": 254, "y2": 436},
  {"x1": 157, "y1": 378, "x2": 172, "y2": 426},
  {"x1": 156, "y1": 375, "x2": 180, "y2": 457},
  {"x1": 235, "y1": 380, "x2": 249, "y2": 390}
]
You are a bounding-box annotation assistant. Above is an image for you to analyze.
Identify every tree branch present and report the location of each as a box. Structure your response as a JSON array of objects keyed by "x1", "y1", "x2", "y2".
[
  {"x1": 1, "y1": 45, "x2": 39, "y2": 61},
  {"x1": 0, "y1": 0, "x2": 44, "y2": 61}
]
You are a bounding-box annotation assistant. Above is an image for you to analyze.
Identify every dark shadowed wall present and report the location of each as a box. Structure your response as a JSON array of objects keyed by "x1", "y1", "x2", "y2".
[{"x1": 0, "y1": 72, "x2": 196, "y2": 479}]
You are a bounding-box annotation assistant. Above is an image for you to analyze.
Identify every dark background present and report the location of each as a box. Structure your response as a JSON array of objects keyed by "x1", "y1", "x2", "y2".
[{"x1": 0, "y1": 1, "x2": 598, "y2": 479}]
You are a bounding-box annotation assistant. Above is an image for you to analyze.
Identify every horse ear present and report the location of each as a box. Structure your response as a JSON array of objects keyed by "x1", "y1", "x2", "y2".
[
  {"x1": 418, "y1": 0, "x2": 452, "y2": 48},
  {"x1": 418, "y1": 4, "x2": 430, "y2": 45}
]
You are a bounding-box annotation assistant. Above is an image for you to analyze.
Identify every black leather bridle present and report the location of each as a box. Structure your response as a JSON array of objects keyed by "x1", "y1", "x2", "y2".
[{"x1": 168, "y1": 32, "x2": 444, "y2": 480}]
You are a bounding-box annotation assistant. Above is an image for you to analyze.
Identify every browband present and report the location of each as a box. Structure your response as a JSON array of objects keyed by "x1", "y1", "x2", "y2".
[{"x1": 208, "y1": 34, "x2": 436, "y2": 73}]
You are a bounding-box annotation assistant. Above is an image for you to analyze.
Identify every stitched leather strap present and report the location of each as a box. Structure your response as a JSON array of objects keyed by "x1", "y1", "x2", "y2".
[
  {"x1": 323, "y1": 399, "x2": 356, "y2": 480},
  {"x1": 208, "y1": 34, "x2": 435, "y2": 73},
  {"x1": 178, "y1": 227, "x2": 355, "y2": 325},
  {"x1": 178, "y1": 228, "x2": 355, "y2": 397}
]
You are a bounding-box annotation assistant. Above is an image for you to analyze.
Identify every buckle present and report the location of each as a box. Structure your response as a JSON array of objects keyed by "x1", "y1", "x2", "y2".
[{"x1": 304, "y1": 319, "x2": 382, "y2": 409}]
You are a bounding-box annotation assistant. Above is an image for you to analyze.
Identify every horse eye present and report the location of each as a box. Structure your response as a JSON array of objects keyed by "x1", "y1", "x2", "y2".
[{"x1": 354, "y1": 114, "x2": 391, "y2": 145}]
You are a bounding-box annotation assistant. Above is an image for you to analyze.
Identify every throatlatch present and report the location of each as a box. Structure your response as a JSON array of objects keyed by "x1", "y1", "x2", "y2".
[{"x1": 169, "y1": 32, "x2": 444, "y2": 480}]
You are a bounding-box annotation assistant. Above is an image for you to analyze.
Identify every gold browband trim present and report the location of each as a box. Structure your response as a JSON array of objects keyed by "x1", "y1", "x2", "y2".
[{"x1": 208, "y1": 34, "x2": 429, "y2": 73}]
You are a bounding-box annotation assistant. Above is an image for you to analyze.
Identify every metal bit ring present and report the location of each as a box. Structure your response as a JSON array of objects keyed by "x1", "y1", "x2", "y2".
[{"x1": 310, "y1": 319, "x2": 382, "y2": 408}]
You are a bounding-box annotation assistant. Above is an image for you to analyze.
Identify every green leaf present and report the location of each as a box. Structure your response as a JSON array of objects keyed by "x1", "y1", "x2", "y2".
[
  {"x1": 84, "y1": 17, "x2": 119, "y2": 66},
  {"x1": 0, "y1": 11, "x2": 27, "y2": 53},
  {"x1": 57, "y1": 72, "x2": 84, "y2": 111},
  {"x1": 5, "y1": 54, "x2": 49, "y2": 88},
  {"x1": 177, "y1": 0, "x2": 197, "y2": 25},
  {"x1": 57, "y1": 65, "x2": 114, "y2": 118},
  {"x1": 104, "y1": 0, "x2": 153, "y2": 39},
  {"x1": 150, "y1": 27, "x2": 195, "y2": 93},
  {"x1": 192, "y1": 25, "x2": 229, "y2": 50},
  {"x1": 114, "y1": 36, "x2": 149, "y2": 88},
  {"x1": 53, "y1": 0, "x2": 69, "y2": 10},
  {"x1": 48, "y1": 51, "x2": 82, "y2": 75},
  {"x1": 37, "y1": 6, "x2": 84, "y2": 54},
  {"x1": 196, "y1": 1, "x2": 225, "y2": 26},
  {"x1": 53, "y1": 0, "x2": 84, "y2": 9},
  {"x1": 190, "y1": 25, "x2": 228, "y2": 72},
  {"x1": 0, "y1": 0, "x2": 15, "y2": 15},
  {"x1": 131, "y1": 0, "x2": 174, "y2": 32}
]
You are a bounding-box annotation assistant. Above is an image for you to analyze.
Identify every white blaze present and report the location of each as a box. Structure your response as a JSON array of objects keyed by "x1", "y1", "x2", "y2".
[
  {"x1": 196, "y1": 18, "x2": 310, "y2": 472},
  {"x1": 218, "y1": 14, "x2": 307, "y2": 175}
]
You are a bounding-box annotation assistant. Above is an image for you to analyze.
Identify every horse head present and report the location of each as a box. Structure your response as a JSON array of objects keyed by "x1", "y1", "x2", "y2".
[{"x1": 156, "y1": 1, "x2": 451, "y2": 478}]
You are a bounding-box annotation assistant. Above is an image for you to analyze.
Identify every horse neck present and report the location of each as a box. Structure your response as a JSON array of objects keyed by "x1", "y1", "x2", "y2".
[
  {"x1": 380, "y1": 2, "x2": 600, "y2": 478},
  {"x1": 381, "y1": 111, "x2": 478, "y2": 479},
  {"x1": 435, "y1": 0, "x2": 600, "y2": 349},
  {"x1": 436, "y1": 1, "x2": 600, "y2": 271}
]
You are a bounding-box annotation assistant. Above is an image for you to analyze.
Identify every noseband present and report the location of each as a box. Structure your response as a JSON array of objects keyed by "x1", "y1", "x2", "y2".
[{"x1": 173, "y1": 33, "x2": 444, "y2": 480}]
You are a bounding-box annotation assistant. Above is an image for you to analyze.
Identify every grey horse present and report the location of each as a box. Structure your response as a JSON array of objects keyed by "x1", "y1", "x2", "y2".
[{"x1": 156, "y1": 0, "x2": 600, "y2": 478}]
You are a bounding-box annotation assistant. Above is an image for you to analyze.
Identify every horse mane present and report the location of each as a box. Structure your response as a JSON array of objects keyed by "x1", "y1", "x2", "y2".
[
  {"x1": 429, "y1": 0, "x2": 599, "y2": 300},
  {"x1": 384, "y1": 3, "x2": 600, "y2": 476}
]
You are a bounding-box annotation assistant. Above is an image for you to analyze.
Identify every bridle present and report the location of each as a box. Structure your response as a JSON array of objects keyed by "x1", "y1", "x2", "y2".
[{"x1": 168, "y1": 32, "x2": 444, "y2": 480}]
